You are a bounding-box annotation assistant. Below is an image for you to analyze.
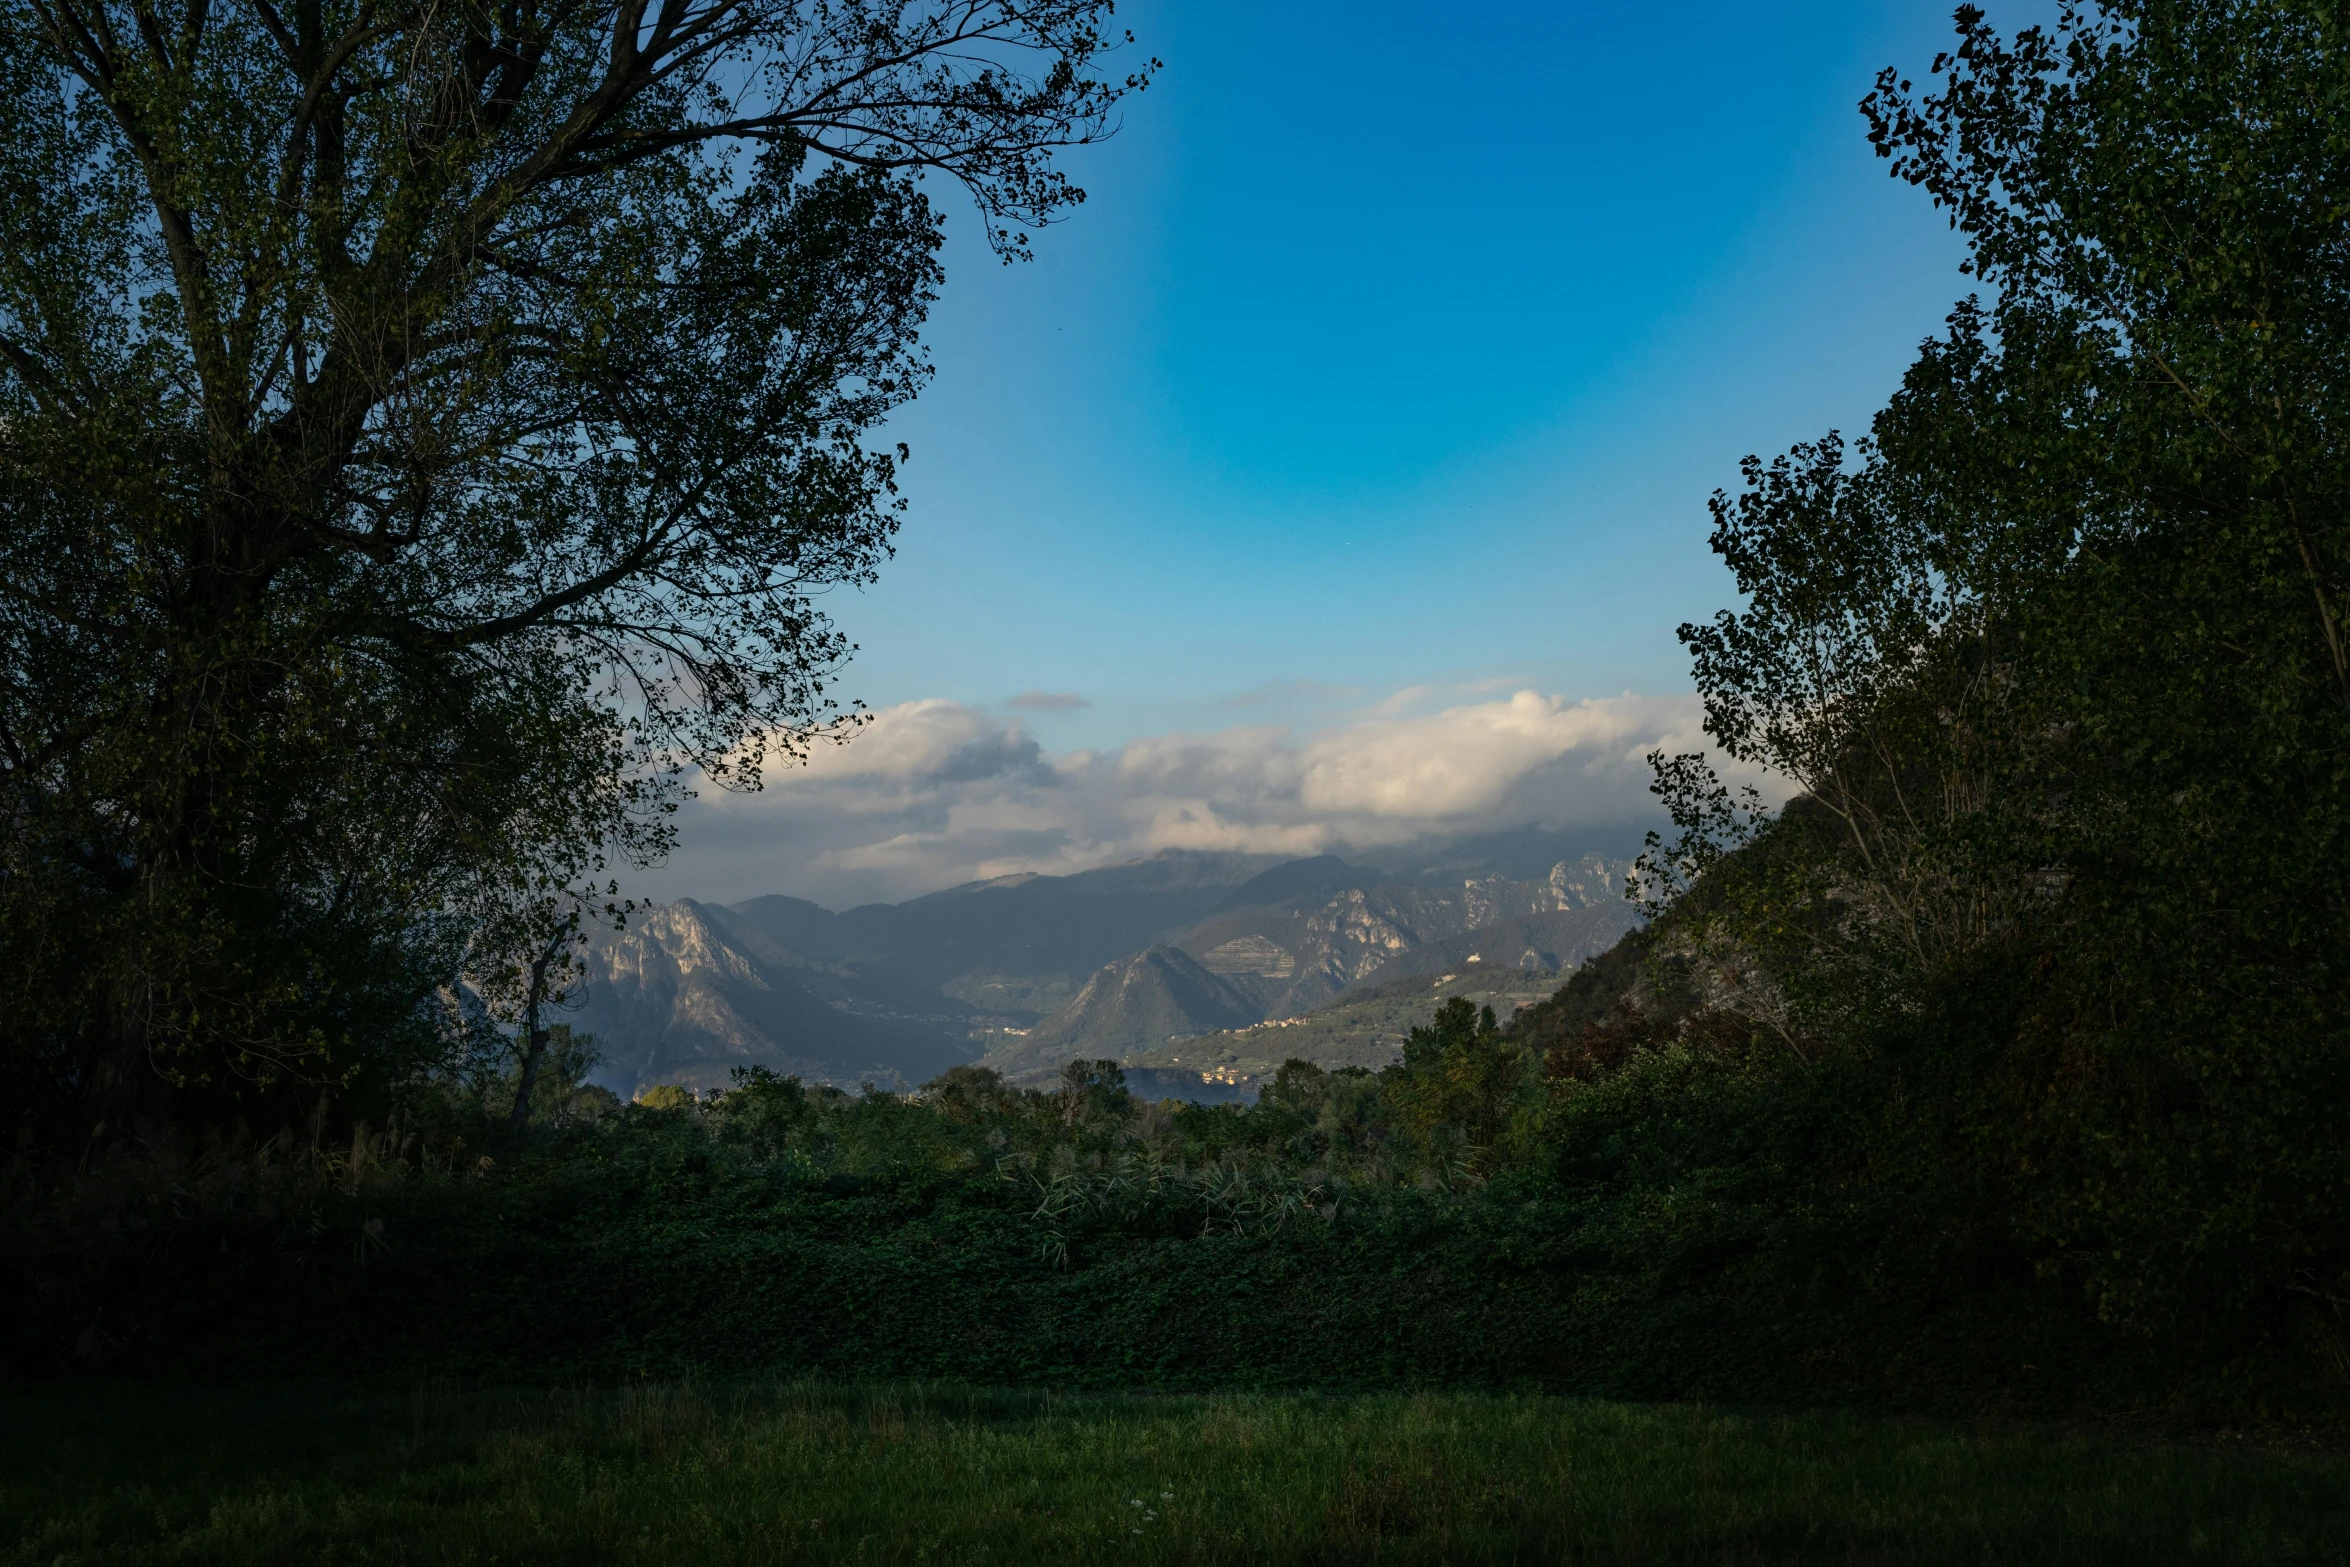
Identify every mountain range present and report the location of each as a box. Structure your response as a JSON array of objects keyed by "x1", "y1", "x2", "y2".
[{"x1": 564, "y1": 828, "x2": 1646, "y2": 1096}]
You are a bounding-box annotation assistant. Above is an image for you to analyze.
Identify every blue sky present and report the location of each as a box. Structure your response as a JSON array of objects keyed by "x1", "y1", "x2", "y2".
[{"x1": 648, "y1": 2, "x2": 2014, "y2": 906}]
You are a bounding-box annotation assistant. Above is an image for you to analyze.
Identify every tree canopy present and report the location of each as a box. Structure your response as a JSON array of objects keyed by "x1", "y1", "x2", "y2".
[
  {"x1": 1646, "y1": 0, "x2": 2350, "y2": 1332},
  {"x1": 0, "y1": 0, "x2": 1152, "y2": 1145}
]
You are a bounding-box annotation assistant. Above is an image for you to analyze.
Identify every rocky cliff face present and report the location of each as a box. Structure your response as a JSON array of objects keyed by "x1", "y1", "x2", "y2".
[
  {"x1": 569, "y1": 900, "x2": 974, "y2": 1096},
  {"x1": 1327, "y1": 900, "x2": 1641, "y2": 994},
  {"x1": 1174, "y1": 853, "x2": 1635, "y2": 1017}
]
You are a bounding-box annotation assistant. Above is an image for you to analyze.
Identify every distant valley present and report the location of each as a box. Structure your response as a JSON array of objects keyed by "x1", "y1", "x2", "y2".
[
  {"x1": 567, "y1": 827, "x2": 1645, "y2": 1097},
  {"x1": 1121, "y1": 966, "x2": 1578, "y2": 1088}
]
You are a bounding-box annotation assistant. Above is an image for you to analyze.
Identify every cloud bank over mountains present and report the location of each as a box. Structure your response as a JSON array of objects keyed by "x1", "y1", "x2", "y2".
[{"x1": 641, "y1": 688, "x2": 1749, "y2": 909}]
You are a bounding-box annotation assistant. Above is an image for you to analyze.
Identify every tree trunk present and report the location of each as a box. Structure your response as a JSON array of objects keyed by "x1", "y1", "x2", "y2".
[{"x1": 507, "y1": 928, "x2": 567, "y2": 1131}]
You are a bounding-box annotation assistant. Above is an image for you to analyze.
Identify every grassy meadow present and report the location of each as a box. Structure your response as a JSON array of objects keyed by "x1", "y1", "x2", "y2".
[{"x1": 4, "y1": 1383, "x2": 2346, "y2": 1565}]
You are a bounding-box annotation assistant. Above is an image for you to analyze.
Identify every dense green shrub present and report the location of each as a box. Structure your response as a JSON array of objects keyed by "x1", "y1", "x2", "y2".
[{"x1": 9, "y1": 1005, "x2": 2337, "y2": 1420}]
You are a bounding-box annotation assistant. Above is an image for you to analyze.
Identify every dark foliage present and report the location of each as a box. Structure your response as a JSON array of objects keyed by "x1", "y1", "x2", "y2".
[
  {"x1": 0, "y1": 0, "x2": 1152, "y2": 1154},
  {"x1": 6, "y1": 976, "x2": 2337, "y2": 1422},
  {"x1": 10, "y1": 1, "x2": 2350, "y2": 1428}
]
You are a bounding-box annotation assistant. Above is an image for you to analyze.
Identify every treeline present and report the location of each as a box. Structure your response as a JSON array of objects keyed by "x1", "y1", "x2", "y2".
[{"x1": 0, "y1": 959, "x2": 2318, "y2": 1414}]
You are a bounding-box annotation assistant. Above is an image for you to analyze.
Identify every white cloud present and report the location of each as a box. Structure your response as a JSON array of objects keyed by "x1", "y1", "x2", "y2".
[
  {"x1": 1366, "y1": 683, "x2": 1433, "y2": 716},
  {"x1": 1299, "y1": 690, "x2": 1669, "y2": 817},
  {"x1": 641, "y1": 688, "x2": 1765, "y2": 908}
]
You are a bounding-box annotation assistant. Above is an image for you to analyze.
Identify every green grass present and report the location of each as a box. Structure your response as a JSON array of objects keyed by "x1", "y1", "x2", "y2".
[{"x1": 4, "y1": 1385, "x2": 2346, "y2": 1564}]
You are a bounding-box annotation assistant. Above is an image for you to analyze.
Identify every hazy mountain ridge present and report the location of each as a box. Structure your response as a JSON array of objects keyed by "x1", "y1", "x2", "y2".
[
  {"x1": 719, "y1": 849, "x2": 1284, "y2": 1016},
  {"x1": 984, "y1": 947, "x2": 1259, "y2": 1082},
  {"x1": 986, "y1": 853, "x2": 1638, "y2": 1079},
  {"x1": 569, "y1": 901, "x2": 978, "y2": 1095},
  {"x1": 1329, "y1": 902, "x2": 1639, "y2": 999},
  {"x1": 1122, "y1": 967, "x2": 1576, "y2": 1085},
  {"x1": 1165, "y1": 851, "x2": 1637, "y2": 1018},
  {"x1": 571, "y1": 831, "x2": 1646, "y2": 1096}
]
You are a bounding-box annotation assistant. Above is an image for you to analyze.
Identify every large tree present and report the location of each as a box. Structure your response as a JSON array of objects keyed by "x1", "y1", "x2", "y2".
[
  {"x1": 1652, "y1": 0, "x2": 2350, "y2": 1332},
  {"x1": 0, "y1": 0, "x2": 1150, "y2": 1143}
]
